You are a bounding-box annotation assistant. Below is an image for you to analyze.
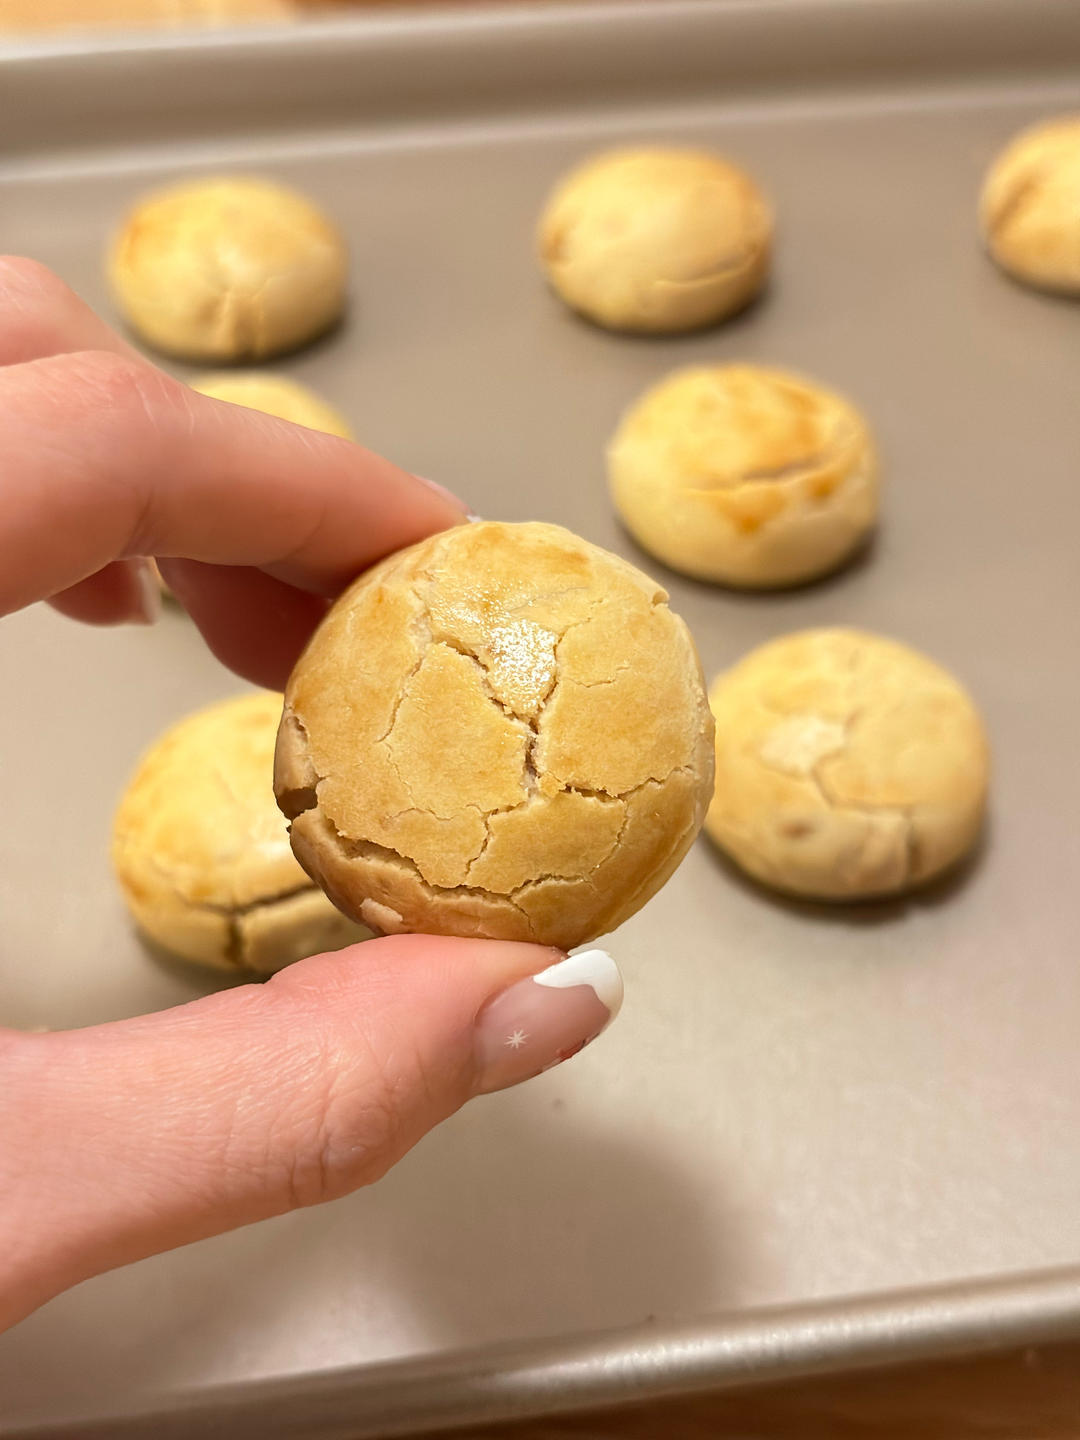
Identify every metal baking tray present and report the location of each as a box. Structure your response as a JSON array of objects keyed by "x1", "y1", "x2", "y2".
[{"x1": 3, "y1": 1, "x2": 1080, "y2": 1434}]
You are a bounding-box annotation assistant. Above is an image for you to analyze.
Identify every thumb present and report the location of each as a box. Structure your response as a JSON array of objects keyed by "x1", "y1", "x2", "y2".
[{"x1": 0, "y1": 937, "x2": 621, "y2": 1329}]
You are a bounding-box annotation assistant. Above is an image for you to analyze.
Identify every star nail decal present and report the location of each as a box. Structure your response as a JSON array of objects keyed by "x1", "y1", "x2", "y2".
[{"x1": 505, "y1": 1029, "x2": 528, "y2": 1049}]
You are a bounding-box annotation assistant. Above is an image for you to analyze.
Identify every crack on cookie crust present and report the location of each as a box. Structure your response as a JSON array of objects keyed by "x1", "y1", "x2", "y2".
[
  {"x1": 372, "y1": 568, "x2": 654, "y2": 824},
  {"x1": 136, "y1": 843, "x2": 323, "y2": 921},
  {"x1": 323, "y1": 767, "x2": 696, "y2": 901},
  {"x1": 735, "y1": 422, "x2": 863, "y2": 490},
  {"x1": 130, "y1": 841, "x2": 330, "y2": 967},
  {"x1": 281, "y1": 524, "x2": 712, "y2": 939},
  {"x1": 326, "y1": 826, "x2": 538, "y2": 933},
  {"x1": 984, "y1": 166, "x2": 1045, "y2": 236},
  {"x1": 751, "y1": 694, "x2": 918, "y2": 885},
  {"x1": 278, "y1": 783, "x2": 318, "y2": 820},
  {"x1": 734, "y1": 631, "x2": 985, "y2": 893},
  {"x1": 809, "y1": 754, "x2": 916, "y2": 886}
]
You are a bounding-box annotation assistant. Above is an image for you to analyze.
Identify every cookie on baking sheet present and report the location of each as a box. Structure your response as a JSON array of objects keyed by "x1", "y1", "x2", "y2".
[
  {"x1": 704, "y1": 629, "x2": 989, "y2": 900},
  {"x1": 980, "y1": 116, "x2": 1080, "y2": 295},
  {"x1": 191, "y1": 372, "x2": 352, "y2": 438},
  {"x1": 538, "y1": 147, "x2": 771, "y2": 332},
  {"x1": 608, "y1": 364, "x2": 877, "y2": 588},
  {"x1": 108, "y1": 176, "x2": 346, "y2": 361},
  {"x1": 113, "y1": 691, "x2": 368, "y2": 972}
]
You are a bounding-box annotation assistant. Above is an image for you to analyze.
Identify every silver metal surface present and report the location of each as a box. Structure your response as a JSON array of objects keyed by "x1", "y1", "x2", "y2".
[
  {"x1": 2, "y1": 1, "x2": 1080, "y2": 1433},
  {"x1": 9, "y1": 1269, "x2": 1080, "y2": 1438}
]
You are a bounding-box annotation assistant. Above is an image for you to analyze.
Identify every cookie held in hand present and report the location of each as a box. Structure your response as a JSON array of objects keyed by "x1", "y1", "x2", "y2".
[{"x1": 276, "y1": 521, "x2": 715, "y2": 948}]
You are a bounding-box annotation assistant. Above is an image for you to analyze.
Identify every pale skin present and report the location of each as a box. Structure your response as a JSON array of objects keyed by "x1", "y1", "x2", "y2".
[{"x1": 0, "y1": 257, "x2": 566, "y2": 1332}]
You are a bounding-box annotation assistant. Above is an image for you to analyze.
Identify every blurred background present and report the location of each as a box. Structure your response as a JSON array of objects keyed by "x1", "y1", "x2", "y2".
[{"x1": 0, "y1": 0, "x2": 439, "y2": 32}]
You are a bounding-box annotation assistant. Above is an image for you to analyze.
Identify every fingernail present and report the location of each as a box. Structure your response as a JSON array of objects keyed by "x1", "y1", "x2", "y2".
[
  {"x1": 131, "y1": 558, "x2": 162, "y2": 625},
  {"x1": 414, "y1": 474, "x2": 469, "y2": 515},
  {"x1": 474, "y1": 949, "x2": 623, "y2": 1095}
]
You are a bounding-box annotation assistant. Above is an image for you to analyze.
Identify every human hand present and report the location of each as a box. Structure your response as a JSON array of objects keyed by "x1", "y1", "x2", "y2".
[{"x1": 0, "y1": 257, "x2": 622, "y2": 1331}]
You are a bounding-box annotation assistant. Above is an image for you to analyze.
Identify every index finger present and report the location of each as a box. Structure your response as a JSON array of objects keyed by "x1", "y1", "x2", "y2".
[{"x1": 0, "y1": 348, "x2": 466, "y2": 618}]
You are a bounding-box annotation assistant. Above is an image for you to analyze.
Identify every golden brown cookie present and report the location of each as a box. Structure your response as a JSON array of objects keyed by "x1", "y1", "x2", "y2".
[
  {"x1": 608, "y1": 364, "x2": 877, "y2": 588},
  {"x1": 275, "y1": 521, "x2": 715, "y2": 948},
  {"x1": 108, "y1": 176, "x2": 347, "y2": 361},
  {"x1": 980, "y1": 116, "x2": 1080, "y2": 295},
  {"x1": 191, "y1": 372, "x2": 352, "y2": 438},
  {"x1": 704, "y1": 629, "x2": 990, "y2": 900},
  {"x1": 538, "y1": 147, "x2": 772, "y2": 333},
  {"x1": 113, "y1": 692, "x2": 367, "y2": 972}
]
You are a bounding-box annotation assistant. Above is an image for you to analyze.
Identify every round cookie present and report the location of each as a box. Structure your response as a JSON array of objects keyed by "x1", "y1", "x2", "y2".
[
  {"x1": 275, "y1": 520, "x2": 715, "y2": 948},
  {"x1": 113, "y1": 692, "x2": 368, "y2": 972},
  {"x1": 191, "y1": 372, "x2": 352, "y2": 438},
  {"x1": 538, "y1": 147, "x2": 771, "y2": 333},
  {"x1": 608, "y1": 364, "x2": 877, "y2": 588},
  {"x1": 979, "y1": 116, "x2": 1080, "y2": 295},
  {"x1": 108, "y1": 176, "x2": 347, "y2": 361},
  {"x1": 704, "y1": 629, "x2": 989, "y2": 900}
]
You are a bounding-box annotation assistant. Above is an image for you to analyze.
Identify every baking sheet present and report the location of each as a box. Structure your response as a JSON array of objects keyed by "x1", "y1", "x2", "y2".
[{"x1": 2, "y1": 0, "x2": 1080, "y2": 1433}]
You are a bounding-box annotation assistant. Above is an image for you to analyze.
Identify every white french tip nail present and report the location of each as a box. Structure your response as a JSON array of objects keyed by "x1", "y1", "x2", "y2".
[
  {"x1": 533, "y1": 948, "x2": 623, "y2": 1020},
  {"x1": 133, "y1": 558, "x2": 162, "y2": 626},
  {"x1": 465, "y1": 513, "x2": 484, "y2": 523},
  {"x1": 474, "y1": 946, "x2": 622, "y2": 1092}
]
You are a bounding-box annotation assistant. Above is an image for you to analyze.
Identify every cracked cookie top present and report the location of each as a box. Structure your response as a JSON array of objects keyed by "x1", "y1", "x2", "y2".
[
  {"x1": 107, "y1": 176, "x2": 347, "y2": 362},
  {"x1": 979, "y1": 115, "x2": 1080, "y2": 295},
  {"x1": 538, "y1": 147, "x2": 771, "y2": 334},
  {"x1": 276, "y1": 521, "x2": 715, "y2": 949},
  {"x1": 608, "y1": 364, "x2": 878, "y2": 589},
  {"x1": 112, "y1": 692, "x2": 365, "y2": 973},
  {"x1": 704, "y1": 628, "x2": 990, "y2": 900}
]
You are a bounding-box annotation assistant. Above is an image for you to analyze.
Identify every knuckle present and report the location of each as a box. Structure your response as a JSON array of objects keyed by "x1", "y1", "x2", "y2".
[
  {"x1": 283, "y1": 1077, "x2": 403, "y2": 1210},
  {"x1": 255, "y1": 969, "x2": 455, "y2": 1213},
  {"x1": 67, "y1": 349, "x2": 186, "y2": 423},
  {"x1": 70, "y1": 347, "x2": 151, "y2": 396},
  {"x1": 275, "y1": 1028, "x2": 426, "y2": 1210},
  {"x1": 0, "y1": 257, "x2": 82, "y2": 361}
]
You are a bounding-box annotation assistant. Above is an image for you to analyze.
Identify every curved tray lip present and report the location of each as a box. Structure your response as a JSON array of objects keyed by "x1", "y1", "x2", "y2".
[
  {"x1": 2, "y1": 0, "x2": 1079, "y2": 63},
  {"x1": 2, "y1": 0, "x2": 1080, "y2": 166},
  {"x1": 3, "y1": 2, "x2": 1080, "y2": 1435},
  {"x1": 9, "y1": 1265, "x2": 1080, "y2": 1437},
  {"x1": 0, "y1": 0, "x2": 1077, "y2": 55},
  {"x1": 0, "y1": 0, "x2": 950, "y2": 62}
]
